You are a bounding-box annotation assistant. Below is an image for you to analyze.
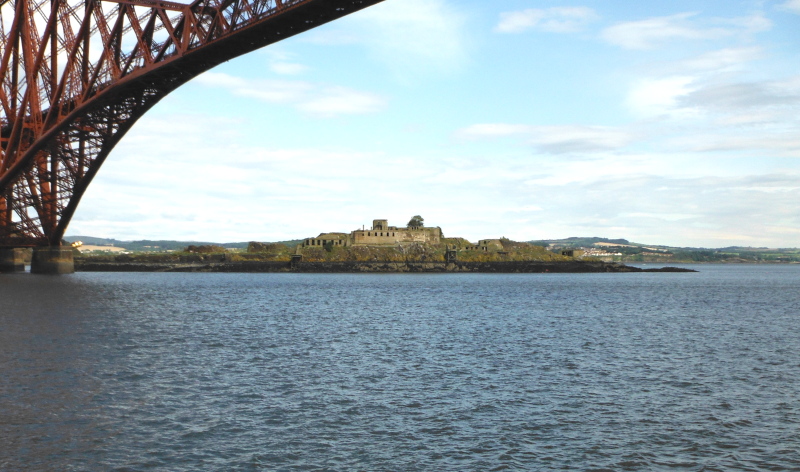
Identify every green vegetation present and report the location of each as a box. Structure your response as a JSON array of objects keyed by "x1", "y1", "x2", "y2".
[
  {"x1": 441, "y1": 237, "x2": 473, "y2": 249},
  {"x1": 298, "y1": 238, "x2": 566, "y2": 263},
  {"x1": 185, "y1": 244, "x2": 228, "y2": 254},
  {"x1": 407, "y1": 215, "x2": 424, "y2": 228},
  {"x1": 247, "y1": 242, "x2": 290, "y2": 254}
]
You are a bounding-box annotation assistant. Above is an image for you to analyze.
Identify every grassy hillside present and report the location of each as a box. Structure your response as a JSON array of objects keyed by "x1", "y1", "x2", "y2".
[
  {"x1": 65, "y1": 236, "x2": 302, "y2": 252},
  {"x1": 531, "y1": 237, "x2": 800, "y2": 262}
]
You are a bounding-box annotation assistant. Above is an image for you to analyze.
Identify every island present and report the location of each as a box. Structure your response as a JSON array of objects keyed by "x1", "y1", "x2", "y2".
[{"x1": 73, "y1": 217, "x2": 695, "y2": 273}]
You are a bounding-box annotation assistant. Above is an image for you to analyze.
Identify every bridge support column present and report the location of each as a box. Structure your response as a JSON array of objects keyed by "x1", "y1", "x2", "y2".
[
  {"x1": 0, "y1": 248, "x2": 26, "y2": 272},
  {"x1": 31, "y1": 247, "x2": 75, "y2": 274}
]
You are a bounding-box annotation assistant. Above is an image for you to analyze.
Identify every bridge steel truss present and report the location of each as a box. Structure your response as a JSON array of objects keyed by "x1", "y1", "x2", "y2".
[{"x1": 0, "y1": 0, "x2": 382, "y2": 247}]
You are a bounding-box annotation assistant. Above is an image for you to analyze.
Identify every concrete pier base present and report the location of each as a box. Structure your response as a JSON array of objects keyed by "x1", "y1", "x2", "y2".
[
  {"x1": 0, "y1": 248, "x2": 26, "y2": 273},
  {"x1": 31, "y1": 247, "x2": 75, "y2": 274}
]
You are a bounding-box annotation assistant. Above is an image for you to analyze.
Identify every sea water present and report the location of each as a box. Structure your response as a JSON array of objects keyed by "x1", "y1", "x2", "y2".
[{"x1": 1, "y1": 265, "x2": 799, "y2": 470}]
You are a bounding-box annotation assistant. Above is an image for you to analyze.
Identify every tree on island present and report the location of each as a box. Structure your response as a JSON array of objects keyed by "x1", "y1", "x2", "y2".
[{"x1": 407, "y1": 215, "x2": 424, "y2": 228}]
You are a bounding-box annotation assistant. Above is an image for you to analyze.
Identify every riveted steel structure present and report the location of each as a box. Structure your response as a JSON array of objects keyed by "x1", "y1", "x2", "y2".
[{"x1": 0, "y1": 0, "x2": 382, "y2": 248}]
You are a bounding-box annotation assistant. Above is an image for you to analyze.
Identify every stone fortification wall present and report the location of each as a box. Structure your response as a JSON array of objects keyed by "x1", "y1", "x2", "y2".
[
  {"x1": 302, "y1": 233, "x2": 350, "y2": 248},
  {"x1": 352, "y1": 226, "x2": 441, "y2": 246},
  {"x1": 464, "y1": 239, "x2": 504, "y2": 252}
]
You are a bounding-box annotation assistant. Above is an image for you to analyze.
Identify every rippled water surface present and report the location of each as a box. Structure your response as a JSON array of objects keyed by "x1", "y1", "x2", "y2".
[{"x1": 2, "y1": 265, "x2": 799, "y2": 471}]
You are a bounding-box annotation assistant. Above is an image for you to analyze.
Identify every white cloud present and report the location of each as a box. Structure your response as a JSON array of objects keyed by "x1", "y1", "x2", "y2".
[
  {"x1": 261, "y1": 49, "x2": 309, "y2": 75},
  {"x1": 209, "y1": 75, "x2": 311, "y2": 103},
  {"x1": 70, "y1": 109, "x2": 800, "y2": 247},
  {"x1": 524, "y1": 173, "x2": 800, "y2": 246},
  {"x1": 297, "y1": 86, "x2": 387, "y2": 117},
  {"x1": 73, "y1": 119, "x2": 403, "y2": 240},
  {"x1": 307, "y1": 0, "x2": 469, "y2": 77},
  {"x1": 626, "y1": 76, "x2": 696, "y2": 118},
  {"x1": 193, "y1": 71, "x2": 247, "y2": 89},
  {"x1": 459, "y1": 124, "x2": 633, "y2": 154},
  {"x1": 619, "y1": 212, "x2": 701, "y2": 221},
  {"x1": 620, "y1": 71, "x2": 800, "y2": 156},
  {"x1": 195, "y1": 72, "x2": 386, "y2": 117},
  {"x1": 716, "y1": 13, "x2": 772, "y2": 33},
  {"x1": 269, "y1": 62, "x2": 308, "y2": 75},
  {"x1": 779, "y1": 0, "x2": 800, "y2": 13},
  {"x1": 679, "y1": 47, "x2": 763, "y2": 72},
  {"x1": 300, "y1": 29, "x2": 361, "y2": 46},
  {"x1": 680, "y1": 78, "x2": 800, "y2": 113},
  {"x1": 63, "y1": 2, "x2": 800, "y2": 248},
  {"x1": 601, "y1": 12, "x2": 770, "y2": 50},
  {"x1": 529, "y1": 126, "x2": 633, "y2": 153},
  {"x1": 617, "y1": 26, "x2": 799, "y2": 157},
  {"x1": 457, "y1": 123, "x2": 532, "y2": 138},
  {"x1": 625, "y1": 68, "x2": 800, "y2": 127},
  {"x1": 676, "y1": 132, "x2": 800, "y2": 157},
  {"x1": 517, "y1": 205, "x2": 544, "y2": 212},
  {"x1": 495, "y1": 7, "x2": 598, "y2": 34}
]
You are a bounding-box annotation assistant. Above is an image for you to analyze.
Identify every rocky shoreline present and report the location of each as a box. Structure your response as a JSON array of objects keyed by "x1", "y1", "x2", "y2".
[{"x1": 75, "y1": 259, "x2": 696, "y2": 273}]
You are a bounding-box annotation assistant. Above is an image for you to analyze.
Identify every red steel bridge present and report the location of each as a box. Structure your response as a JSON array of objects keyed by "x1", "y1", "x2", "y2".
[{"x1": 0, "y1": 0, "x2": 383, "y2": 250}]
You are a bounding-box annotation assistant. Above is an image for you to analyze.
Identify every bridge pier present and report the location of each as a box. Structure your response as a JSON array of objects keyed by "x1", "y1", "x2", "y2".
[
  {"x1": 0, "y1": 248, "x2": 26, "y2": 272},
  {"x1": 31, "y1": 247, "x2": 75, "y2": 275}
]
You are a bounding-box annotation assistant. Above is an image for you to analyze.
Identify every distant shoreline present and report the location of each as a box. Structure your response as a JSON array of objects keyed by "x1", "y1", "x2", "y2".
[{"x1": 74, "y1": 260, "x2": 697, "y2": 273}]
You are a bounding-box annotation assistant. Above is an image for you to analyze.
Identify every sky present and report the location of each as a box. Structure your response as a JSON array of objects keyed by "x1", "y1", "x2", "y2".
[{"x1": 67, "y1": 0, "x2": 800, "y2": 248}]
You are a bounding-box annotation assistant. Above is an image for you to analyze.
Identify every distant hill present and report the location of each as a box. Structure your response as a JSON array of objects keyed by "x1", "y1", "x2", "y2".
[
  {"x1": 64, "y1": 236, "x2": 302, "y2": 252},
  {"x1": 528, "y1": 237, "x2": 799, "y2": 262},
  {"x1": 529, "y1": 237, "x2": 635, "y2": 248}
]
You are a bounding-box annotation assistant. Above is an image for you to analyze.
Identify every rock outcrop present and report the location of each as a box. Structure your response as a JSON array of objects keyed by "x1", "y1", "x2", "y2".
[{"x1": 75, "y1": 259, "x2": 695, "y2": 273}]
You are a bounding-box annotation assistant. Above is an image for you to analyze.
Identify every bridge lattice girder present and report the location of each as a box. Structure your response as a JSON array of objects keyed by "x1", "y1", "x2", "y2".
[{"x1": 0, "y1": 0, "x2": 382, "y2": 247}]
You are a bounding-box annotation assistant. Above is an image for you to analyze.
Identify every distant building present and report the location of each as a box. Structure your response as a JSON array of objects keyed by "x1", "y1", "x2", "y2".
[
  {"x1": 465, "y1": 239, "x2": 504, "y2": 252},
  {"x1": 561, "y1": 249, "x2": 585, "y2": 258},
  {"x1": 303, "y1": 232, "x2": 350, "y2": 248},
  {"x1": 302, "y1": 219, "x2": 442, "y2": 248}
]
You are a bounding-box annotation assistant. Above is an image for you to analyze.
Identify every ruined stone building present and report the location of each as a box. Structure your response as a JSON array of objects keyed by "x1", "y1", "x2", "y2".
[
  {"x1": 464, "y1": 239, "x2": 504, "y2": 252},
  {"x1": 302, "y1": 219, "x2": 442, "y2": 248}
]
